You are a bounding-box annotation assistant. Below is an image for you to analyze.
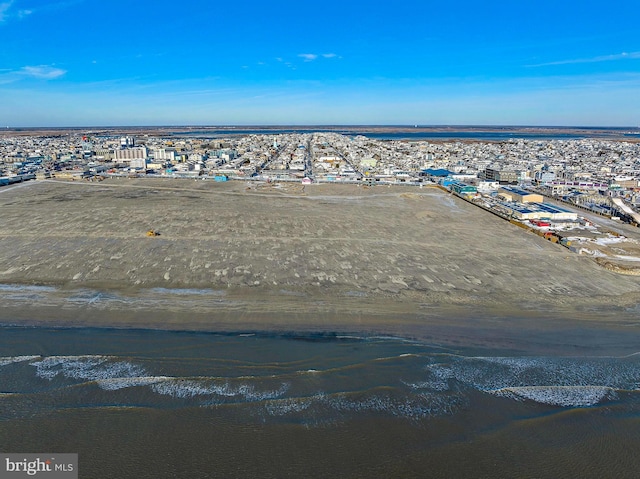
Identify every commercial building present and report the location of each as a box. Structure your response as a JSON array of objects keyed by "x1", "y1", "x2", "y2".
[
  {"x1": 153, "y1": 149, "x2": 177, "y2": 162},
  {"x1": 130, "y1": 158, "x2": 147, "y2": 170},
  {"x1": 498, "y1": 186, "x2": 543, "y2": 203},
  {"x1": 497, "y1": 201, "x2": 578, "y2": 221},
  {"x1": 450, "y1": 182, "x2": 477, "y2": 196},
  {"x1": 483, "y1": 168, "x2": 518, "y2": 184},
  {"x1": 120, "y1": 136, "x2": 135, "y2": 148},
  {"x1": 114, "y1": 146, "x2": 148, "y2": 163}
]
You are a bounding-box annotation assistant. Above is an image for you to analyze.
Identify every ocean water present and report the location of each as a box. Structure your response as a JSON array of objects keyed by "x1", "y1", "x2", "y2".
[{"x1": 1, "y1": 326, "x2": 639, "y2": 478}]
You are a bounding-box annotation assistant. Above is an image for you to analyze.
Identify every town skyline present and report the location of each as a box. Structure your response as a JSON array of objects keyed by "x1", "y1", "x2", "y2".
[{"x1": 1, "y1": 0, "x2": 639, "y2": 127}]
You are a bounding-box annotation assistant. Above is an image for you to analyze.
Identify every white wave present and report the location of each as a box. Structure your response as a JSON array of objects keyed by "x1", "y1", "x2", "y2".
[
  {"x1": 369, "y1": 336, "x2": 420, "y2": 344},
  {"x1": 96, "y1": 376, "x2": 170, "y2": 391},
  {"x1": 0, "y1": 355, "x2": 41, "y2": 367},
  {"x1": 418, "y1": 355, "x2": 640, "y2": 409},
  {"x1": 373, "y1": 353, "x2": 420, "y2": 362},
  {"x1": 396, "y1": 393, "x2": 460, "y2": 418},
  {"x1": 426, "y1": 356, "x2": 640, "y2": 393},
  {"x1": 30, "y1": 355, "x2": 146, "y2": 381},
  {"x1": 491, "y1": 386, "x2": 616, "y2": 407},
  {"x1": 265, "y1": 397, "x2": 313, "y2": 416},
  {"x1": 263, "y1": 390, "x2": 460, "y2": 421},
  {"x1": 327, "y1": 393, "x2": 393, "y2": 413},
  {"x1": 151, "y1": 379, "x2": 213, "y2": 398},
  {"x1": 327, "y1": 391, "x2": 457, "y2": 419},
  {"x1": 151, "y1": 379, "x2": 290, "y2": 401},
  {"x1": 402, "y1": 379, "x2": 450, "y2": 392},
  {"x1": 424, "y1": 363, "x2": 456, "y2": 382},
  {"x1": 474, "y1": 356, "x2": 546, "y2": 372}
]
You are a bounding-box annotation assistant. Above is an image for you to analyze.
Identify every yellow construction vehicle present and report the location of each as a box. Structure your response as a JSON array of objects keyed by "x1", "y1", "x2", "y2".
[{"x1": 146, "y1": 230, "x2": 160, "y2": 237}]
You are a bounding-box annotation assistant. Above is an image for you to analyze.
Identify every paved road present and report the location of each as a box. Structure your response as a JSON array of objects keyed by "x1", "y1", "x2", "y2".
[{"x1": 541, "y1": 195, "x2": 640, "y2": 238}]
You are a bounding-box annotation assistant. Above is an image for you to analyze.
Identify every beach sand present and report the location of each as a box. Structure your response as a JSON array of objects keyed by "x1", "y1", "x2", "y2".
[{"x1": 1, "y1": 178, "x2": 640, "y2": 354}]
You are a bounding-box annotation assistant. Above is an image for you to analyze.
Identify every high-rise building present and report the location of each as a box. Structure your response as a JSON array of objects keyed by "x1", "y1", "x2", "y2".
[
  {"x1": 120, "y1": 136, "x2": 135, "y2": 148},
  {"x1": 114, "y1": 146, "x2": 148, "y2": 162}
]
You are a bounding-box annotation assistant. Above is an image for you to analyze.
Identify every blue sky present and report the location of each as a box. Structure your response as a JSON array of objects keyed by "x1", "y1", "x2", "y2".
[{"x1": 0, "y1": 0, "x2": 639, "y2": 126}]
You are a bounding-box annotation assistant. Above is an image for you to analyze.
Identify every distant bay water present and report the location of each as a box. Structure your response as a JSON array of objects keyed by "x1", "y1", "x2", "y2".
[{"x1": 165, "y1": 127, "x2": 640, "y2": 141}]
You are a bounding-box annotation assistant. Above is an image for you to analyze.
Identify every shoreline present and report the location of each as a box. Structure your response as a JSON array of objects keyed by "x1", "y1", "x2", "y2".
[{"x1": 2, "y1": 281, "x2": 640, "y2": 357}]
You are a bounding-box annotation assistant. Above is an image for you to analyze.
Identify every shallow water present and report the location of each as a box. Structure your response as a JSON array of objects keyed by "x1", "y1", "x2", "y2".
[{"x1": 1, "y1": 326, "x2": 639, "y2": 477}]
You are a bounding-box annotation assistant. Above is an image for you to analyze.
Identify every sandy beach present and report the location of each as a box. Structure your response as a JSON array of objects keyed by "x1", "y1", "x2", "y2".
[{"x1": 1, "y1": 178, "x2": 640, "y2": 353}]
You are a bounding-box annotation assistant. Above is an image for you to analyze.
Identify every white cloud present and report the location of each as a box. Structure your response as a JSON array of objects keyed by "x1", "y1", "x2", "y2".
[
  {"x1": 528, "y1": 51, "x2": 640, "y2": 67},
  {"x1": 298, "y1": 53, "x2": 318, "y2": 62},
  {"x1": 20, "y1": 65, "x2": 67, "y2": 79},
  {"x1": 0, "y1": 1, "x2": 32, "y2": 23},
  {"x1": 0, "y1": 1, "x2": 83, "y2": 24},
  {"x1": 0, "y1": 1, "x2": 13, "y2": 23},
  {"x1": 297, "y1": 53, "x2": 339, "y2": 62}
]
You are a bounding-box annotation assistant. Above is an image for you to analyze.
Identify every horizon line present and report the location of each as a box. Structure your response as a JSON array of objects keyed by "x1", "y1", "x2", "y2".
[{"x1": 3, "y1": 124, "x2": 639, "y2": 130}]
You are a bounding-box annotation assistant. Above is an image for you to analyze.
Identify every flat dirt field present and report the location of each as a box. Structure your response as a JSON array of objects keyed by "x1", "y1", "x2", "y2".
[{"x1": 1, "y1": 178, "x2": 640, "y2": 352}]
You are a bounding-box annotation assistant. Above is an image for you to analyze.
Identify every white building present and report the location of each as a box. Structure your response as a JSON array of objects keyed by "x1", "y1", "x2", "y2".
[
  {"x1": 120, "y1": 136, "x2": 135, "y2": 148},
  {"x1": 130, "y1": 158, "x2": 147, "y2": 170},
  {"x1": 114, "y1": 146, "x2": 148, "y2": 163},
  {"x1": 476, "y1": 181, "x2": 499, "y2": 193},
  {"x1": 153, "y1": 149, "x2": 177, "y2": 162}
]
